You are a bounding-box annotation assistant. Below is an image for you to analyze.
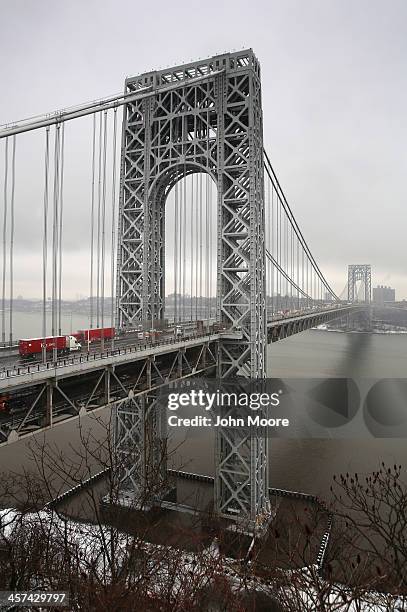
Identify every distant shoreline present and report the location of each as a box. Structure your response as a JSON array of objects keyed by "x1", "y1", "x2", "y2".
[{"x1": 312, "y1": 326, "x2": 407, "y2": 336}]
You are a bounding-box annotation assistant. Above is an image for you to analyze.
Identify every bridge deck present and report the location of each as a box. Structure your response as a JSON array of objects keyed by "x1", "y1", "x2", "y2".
[
  {"x1": 0, "y1": 333, "x2": 219, "y2": 392},
  {"x1": 0, "y1": 304, "x2": 361, "y2": 392}
]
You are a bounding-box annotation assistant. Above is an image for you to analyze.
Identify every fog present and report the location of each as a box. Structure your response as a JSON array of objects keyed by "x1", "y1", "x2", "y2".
[{"x1": 0, "y1": 0, "x2": 406, "y2": 298}]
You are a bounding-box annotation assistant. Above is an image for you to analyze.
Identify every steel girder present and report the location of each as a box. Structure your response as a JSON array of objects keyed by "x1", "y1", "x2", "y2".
[
  {"x1": 114, "y1": 342, "x2": 217, "y2": 507},
  {"x1": 116, "y1": 50, "x2": 268, "y2": 529},
  {"x1": 0, "y1": 341, "x2": 216, "y2": 444},
  {"x1": 267, "y1": 305, "x2": 365, "y2": 342},
  {"x1": 348, "y1": 264, "x2": 372, "y2": 303},
  {"x1": 114, "y1": 388, "x2": 168, "y2": 507}
]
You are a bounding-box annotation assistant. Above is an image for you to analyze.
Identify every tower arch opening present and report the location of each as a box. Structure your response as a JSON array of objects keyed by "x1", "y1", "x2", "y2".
[{"x1": 163, "y1": 171, "x2": 217, "y2": 325}]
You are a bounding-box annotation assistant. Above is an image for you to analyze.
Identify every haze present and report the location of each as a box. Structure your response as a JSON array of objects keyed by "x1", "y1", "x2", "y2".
[{"x1": 0, "y1": 0, "x2": 406, "y2": 299}]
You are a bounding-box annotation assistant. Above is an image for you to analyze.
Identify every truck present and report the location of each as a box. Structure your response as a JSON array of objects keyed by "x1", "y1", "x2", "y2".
[
  {"x1": 0, "y1": 395, "x2": 9, "y2": 413},
  {"x1": 19, "y1": 335, "x2": 82, "y2": 358},
  {"x1": 74, "y1": 327, "x2": 115, "y2": 344}
]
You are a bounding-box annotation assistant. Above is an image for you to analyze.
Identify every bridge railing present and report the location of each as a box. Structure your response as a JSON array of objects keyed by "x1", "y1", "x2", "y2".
[{"x1": 0, "y1": 331, "x2": 218, "y2": 381}]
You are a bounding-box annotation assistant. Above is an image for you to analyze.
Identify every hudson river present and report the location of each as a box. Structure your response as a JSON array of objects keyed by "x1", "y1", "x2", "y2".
[
  {"x1": 171, "y1": 329, "x2": 407, "y2": 497},
  {"x1": 1, "y1": 322, "x2": 406, "y2": 503}
]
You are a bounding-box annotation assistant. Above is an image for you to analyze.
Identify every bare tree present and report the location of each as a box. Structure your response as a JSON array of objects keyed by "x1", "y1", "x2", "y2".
[{"x1": 330, "y1": 463, "x2": 407, "y2": 596}]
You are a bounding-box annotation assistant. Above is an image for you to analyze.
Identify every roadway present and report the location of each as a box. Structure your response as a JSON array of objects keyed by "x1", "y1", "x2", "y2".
[
  {"x1": 0, "y1": 303, "x2": 361, "y2": 440},
  {"x1": 0, "y1": 330, "x2": 219, "y2": 439},
  {"x1": 0, "y1": 304, "x2": 361, "y2": 383}
]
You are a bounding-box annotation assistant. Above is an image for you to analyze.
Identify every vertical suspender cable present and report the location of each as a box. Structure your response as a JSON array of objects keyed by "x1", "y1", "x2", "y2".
[
  {"x1": 178, "y1": 180, "x2": 184, "y2": 321},
  {"x1": 283, "y1": 214, "x2": 286, "y2": 309},
  {"x1": 42, "y1": 128, "x2": 50, "y2": 363},
  {"x1": 199, "y1": 172, "x2": 203, "y2": 319},
  {"x1": 52, "y1": 124, "x2": 61, "y2": 363},
  {"x1": 2, "y1": 138, "x2": 8, "y2": 344},
  {"x1": 297, "y1": 240, "x2": 300, "y2": 310},
  {"x1": 292, "y1": 227, "x2": 295, "y2": 308},
  {"x1": 58, "y1": 122, "x2": 65, "y2": 335},
  {"x1": 279, "y1": 195, "x2": 282, "y2": 312},
  {"x1": 179, "y1": 178, "x2": 183, "y2": 323},
  {"x1": 195, "y1": 174, "x2": 199, "y2": 320},
  {"x1": 9, "y1": 135, "x2": 16, "y2": 345},
  {"x1": 205, "y1": 174, "x2": 210, "y2": 322},
  {"x1": 90, "y1": 113, "x2": 96, "y2": 330},
  {"x1": 210, "y1": 175, "x2": 213, "y2": 320},
  {"x1": 288, "y1": 222, "x2": 291, "y2": 309},
  {"x1": 190, "y1": 173, "x2": 194, "y2": 321},
  {"x1": 276, "y1": 191, "x2": 279, "y2": 310},
  {"x1": 266, "y1": 177, "x2": 270, "y2": 315},
  {"x1": 271, "y1": 182, "x2": 274, "y2": 316},
  {"x1": 96, "y1": 112, "x2": 102, "y2": 328},
  {"x1": 174, "y1": 180, "x2": 178, "y2": 324},
  {"x1": 110, "y1": 107, "x2": 118, "y2": 350},
  {"x1": 100, "y1": 110, "x2": 108, "y2": 350},
  {"x1": 182, "y1": 171, "x2": 186, "y2": 322},
  {"x1": 286, "y1": 214, "x2": 289, "y2": 309}
]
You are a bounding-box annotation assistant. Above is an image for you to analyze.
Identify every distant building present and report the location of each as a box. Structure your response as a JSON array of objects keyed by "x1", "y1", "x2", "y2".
[{"x1": 373, "y1": 285, "x2": 395, "y2": 304}]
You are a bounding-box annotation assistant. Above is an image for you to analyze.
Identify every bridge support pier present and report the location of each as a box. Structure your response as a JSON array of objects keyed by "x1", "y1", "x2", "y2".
[{"x1": 114, "y1": 388, "x2": 172, "y2": 510}]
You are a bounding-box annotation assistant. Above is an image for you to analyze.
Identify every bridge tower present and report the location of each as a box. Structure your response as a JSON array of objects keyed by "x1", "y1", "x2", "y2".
[
  {"x1": 348, "y1": 264, "x2": 371, "y2": 303},
  {"x1": 115, "y1": 50, "x2": 269, "y2": 532}
]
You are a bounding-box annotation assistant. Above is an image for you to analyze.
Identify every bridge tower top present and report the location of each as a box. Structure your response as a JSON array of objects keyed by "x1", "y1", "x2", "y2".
[
  {"x1": 125, "y1": 49, "x2": 261, "y2": 91},
  {"x1": 348, "y1": 264, "x2": 372, "y2": 303}
]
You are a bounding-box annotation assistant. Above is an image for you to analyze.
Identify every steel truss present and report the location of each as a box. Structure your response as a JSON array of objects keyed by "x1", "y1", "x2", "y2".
[
  {"x1": 1, "y1": 342, "x2": 216, "y2": 447},
  {"x1": 267, "y1": 305, "x2": 364, "y2": 342},
  {"x1": 114, "y1": 341, "x2": 217, "y2": 507},
  {"x1": 116, "y1": 50, "x2": 269, "y2": 531},
  {"x1": 348, "y1": 264, "x2": 372, "y2": 303}
]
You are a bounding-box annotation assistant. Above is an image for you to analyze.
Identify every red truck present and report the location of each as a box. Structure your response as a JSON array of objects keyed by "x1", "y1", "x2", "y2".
[
  {"x1": 0, "y1": 395, "x2": 9, "y2": 413},
  {"x1": 74, "y1": 327, "x2": 115, "y2": 344},
  {"x1": 19, "y1": 335, "x2": 82, "y2": 358}
]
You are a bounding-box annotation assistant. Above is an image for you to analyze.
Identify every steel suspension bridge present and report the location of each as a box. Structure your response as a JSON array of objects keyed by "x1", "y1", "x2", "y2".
[{"x1": 0, "y1": 50, "x2": 367, "y2": 534}]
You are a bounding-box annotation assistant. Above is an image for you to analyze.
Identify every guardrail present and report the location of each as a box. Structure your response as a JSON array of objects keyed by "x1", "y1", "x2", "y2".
[
  {"x1": 267, "y1": 304, "x2": 361, "y2": 325},
  {"x1": 45, "y1": 468, "x2": 109, "y2": 509},
  {"x1": 0, "y1": 333, "x2": 218, "y2": 382}
]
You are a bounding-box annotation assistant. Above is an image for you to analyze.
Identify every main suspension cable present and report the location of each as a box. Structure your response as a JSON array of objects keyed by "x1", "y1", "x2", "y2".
[{"x1": 264, "y1": 151, "x2": 339, "y2": 301}]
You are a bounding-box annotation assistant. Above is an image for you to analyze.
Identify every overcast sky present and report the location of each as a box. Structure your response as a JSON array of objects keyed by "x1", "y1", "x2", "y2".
[{"x1": 0, "y1": 0, "x2": 406, "y2": 299}]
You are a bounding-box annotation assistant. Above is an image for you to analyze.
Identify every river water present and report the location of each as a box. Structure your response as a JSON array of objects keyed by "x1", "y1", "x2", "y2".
[
  {"x1": 0, "y1": 310, "x2": 90, "y2": 342},
  {"x1": 264, "y1": 330, "x2": 407, "y2": 495},
  {"x1": 170, "y1": 329, "x2": 407, "y2": 497},
  {"x1": 0, "y1": 322, "x2": 406, "y2": 504}
]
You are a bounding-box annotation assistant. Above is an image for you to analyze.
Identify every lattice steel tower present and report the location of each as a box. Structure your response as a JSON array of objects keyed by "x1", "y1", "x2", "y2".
[
  {"x1": 115, "y1": 50, "x2": 270, "y2": 532},
  {"x1": 348, "y1": 264, "x2": 372, "y2": 303}
]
